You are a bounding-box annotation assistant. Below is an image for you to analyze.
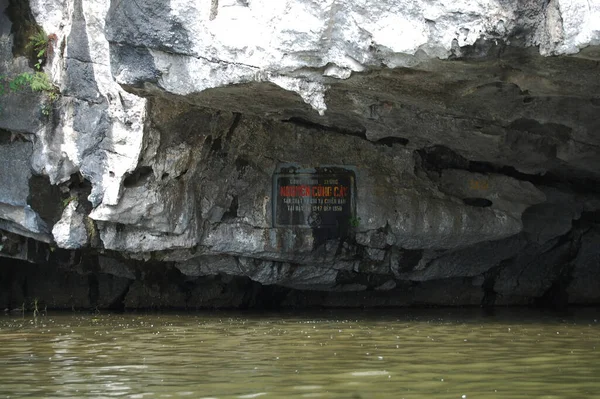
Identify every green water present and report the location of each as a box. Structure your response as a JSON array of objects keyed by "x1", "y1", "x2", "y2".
[{"x1": 0, "y1": 309, "x2": 598, "y2": 399}]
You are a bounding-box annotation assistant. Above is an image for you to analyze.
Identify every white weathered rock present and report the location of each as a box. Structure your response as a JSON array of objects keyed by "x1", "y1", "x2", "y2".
[
  {"x1": 52, "y1": 200, "x2": 88, "y2": 249},
  {"x1": 543, "y1": 0, "x2": 600, "y2": 55},
  {"x1": 30, "y1": 0, "x2": 147, "y2": 208},
  {"x1": 105, "y1": 0, "x2": 600, "y2": 103}
]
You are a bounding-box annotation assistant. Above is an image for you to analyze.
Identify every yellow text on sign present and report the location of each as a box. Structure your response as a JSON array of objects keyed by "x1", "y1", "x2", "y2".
[{"x1": 469, "y1": 179, "x2": 489, "y2": 191}]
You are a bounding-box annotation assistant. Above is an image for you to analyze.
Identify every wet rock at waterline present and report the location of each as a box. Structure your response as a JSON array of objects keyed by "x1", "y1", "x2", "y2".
[{"x1": 0, "y1": 0, "x2": 599, "y2": 309}]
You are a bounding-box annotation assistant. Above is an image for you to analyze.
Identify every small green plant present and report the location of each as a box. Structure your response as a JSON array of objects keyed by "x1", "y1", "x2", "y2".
[
  {"x1": 27, "y1": 30, "x2": 49, "y2": 60},
  {"x1": 349, "y1": 216, "x2": 361, "y2": 228},
  {"x1": 0, "y1": 29, "x2": 58, "y2": 114},
  {"x1": 41, "y1": 103, "x2": 52, "y2": 116},
  {"x1": 0, "y1": 28, "x2": 58, "y2": 114},
  {"x1": 8, "y1": 72, "x2": 32, "y2": 91},
  {"x1": 30, "y1": 72, "x2": 54, "y2": 92},
  {"x1": 0, "y1": 71, "x2": 59, "y2": 116},
  {"x1": 1, "y1": 72, "x2": 56, "y2": 94},
  {"x1": 26, "y1": 30, "x2": 58, "y2": 71}
]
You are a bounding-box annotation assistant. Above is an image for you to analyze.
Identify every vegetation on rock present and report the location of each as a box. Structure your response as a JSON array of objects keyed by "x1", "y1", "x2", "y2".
[
  {"x1": 26, "y1": 28, "x2": 57, "y2": 70},
  {"x1": 0, "y1": 30, "x2": 58, "y2": 115}
]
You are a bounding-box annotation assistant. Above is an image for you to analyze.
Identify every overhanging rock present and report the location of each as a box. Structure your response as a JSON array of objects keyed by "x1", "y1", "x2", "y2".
[{"x1": 0, "y1": 0, "x2": 598, "y2": 307}]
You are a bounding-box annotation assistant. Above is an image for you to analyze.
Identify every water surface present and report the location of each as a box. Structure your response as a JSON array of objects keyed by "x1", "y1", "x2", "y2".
[{"x1": 0, "y1": 308, "x2": 599, "y2": 398}]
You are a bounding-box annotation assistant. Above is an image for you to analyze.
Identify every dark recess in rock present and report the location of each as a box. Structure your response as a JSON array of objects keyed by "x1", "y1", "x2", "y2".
[
  {"x1": 419, "y1": 145, "x2": 600, "y2": 194},
  {"x1": 462, "y1": 197, "x2": 493, "y2": 207},
  {"x1": 123, "y1": 166, "x2": 153, "y2": 188},
  {"x1": 0, "y1": 132, "x2": 35, "y2": 145},
  {"x1": 376, "y1": 137, "x2": 409, "y2": 147},
  {"x1": 5, "y1": 0, "x2": 38, "y2": 62},
  {"x1": 535, "y1": 266, "x2": 574, "y2": 310},
  {"x1": 533, "y1": 227, "x2": 583, "y2": 309},
  {"x1": 336, "y1": 270, "x2": 391, "y2": 290},
  {"x1": 507, "y1": 118, "x2": 572, "y2": 141},
  {"x1": 64, "y1": 174, "x2": 86, "y2": 194},
  {"x1": 469, "y1": 160, "x2": 600, "y2": 194},
  {"x1": 107, "y1": 279, "x2": 133, "y2": 311},
  {"x1": 225, "y1": 113, "x2": 242, "y2": 142},
  {"x1": 252, "y1": 284, "x2": 292, "y2": 310},
  {"x1": 210, "y1": 137, "x2": 222, "y2": 152},
  {"x1": 481, "y1": 268, "x2": 500, "y2": 308},
  {"x1": 0, "y1": 129, "x2": 8, "y2": 144},
  {"x1": 222, "y1": 195, "x2": 238, "y2": 220},
  {"x1": 394, "y1": 248, "x2": 424, "y2": 274},
  {"x1": 417, "y1": 145, "x2": 470, "y2": 172},
  {"x1": 235, "y1": 157, "x2": 250, "y2": 173},
  {"x1": 282, "y1": 117, "x2": 367, "y2": 139},
  {"x1": 88, "y1": 273, "x2": 99, "y2": 308},
  {"x1": 0, "y1": 232, "x2": 17, "y2": 256},
  {"x1": 174, "y1": 169, "x2": 188, "y2": 180},
  {"x1": 580, "y1": 211, "x2": 600, "y2": 224},
  {"x1": 453, "y1": 38, "x2": 507, "y2": 60},
  {"x1": 0, "y1": 257, "x2": 132, "y2": 311},
  {"x1": 27, "y1": 175, "x2": 64, "y2": 226}
]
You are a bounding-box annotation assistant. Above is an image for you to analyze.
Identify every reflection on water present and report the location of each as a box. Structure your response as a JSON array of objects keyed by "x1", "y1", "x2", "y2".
[{"x1": 0, "y1": 308, "x2": 599, "y2": 398}]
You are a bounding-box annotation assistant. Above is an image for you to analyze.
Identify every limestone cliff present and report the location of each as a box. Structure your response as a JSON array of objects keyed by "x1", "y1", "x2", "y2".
[{"x1": 0, "y1": 0, "x2": 599, "y2": 309}]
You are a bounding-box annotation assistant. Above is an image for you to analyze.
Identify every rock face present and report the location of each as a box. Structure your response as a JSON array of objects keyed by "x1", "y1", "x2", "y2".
[
  {"x1": 51, "y1": 200, "x2": 89, "y2": 249},
  {"x1": 0, "y1": 0, "x2": 599, "y2": 309}
]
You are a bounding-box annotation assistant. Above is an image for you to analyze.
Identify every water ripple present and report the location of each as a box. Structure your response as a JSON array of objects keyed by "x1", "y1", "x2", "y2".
[{"x1": 0, "y1": 309, "x2": 598, "y2": 398}]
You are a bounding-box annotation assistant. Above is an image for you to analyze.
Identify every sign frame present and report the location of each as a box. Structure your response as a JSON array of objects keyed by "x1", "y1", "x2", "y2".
[{"x1": 272, "y1": 165, "x2": 356, "y2": 231}]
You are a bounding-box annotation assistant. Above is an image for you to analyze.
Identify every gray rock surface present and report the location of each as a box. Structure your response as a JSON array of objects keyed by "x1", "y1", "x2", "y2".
[
  {"x1": 0, "y1": 142, "x2": 51, "y2": 242},
  {"x1": 398, "y1": 234, "x2": 529, "y2": 281},
  {"x1": 437, "y1": 170, "x2": 546, "y2": 216},
  {"x1": 567, "y1": 226, "x2": 600, "y2": 304},
  {"x1": 493, "y1": 237, "x2": 574, "y2": 304},
  {"x1": 0, "y1": 0, "x2": 599, "y2": 308},
  {"x1": 0, "y1": 142, "x2": 33, "y2": 206},
  {"x1": 98, "y1": 256, "x2": 136, "y2": 280},
  {"x1": 0, "y1": 34, "x2": 46, "y2": 135},
  {"x1": 0, "y1": 0, "x2": 9, "y2": 36}
]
